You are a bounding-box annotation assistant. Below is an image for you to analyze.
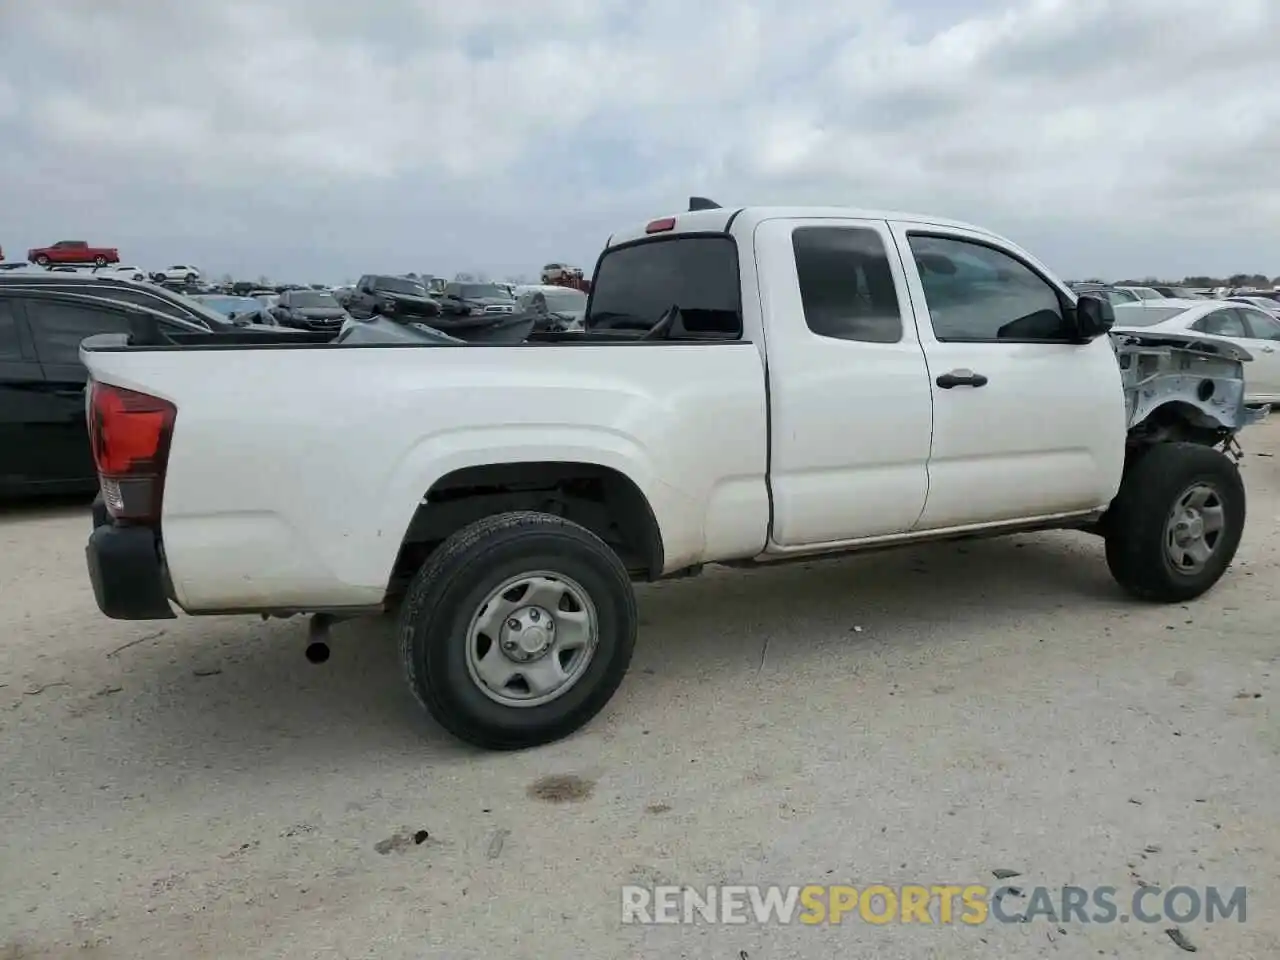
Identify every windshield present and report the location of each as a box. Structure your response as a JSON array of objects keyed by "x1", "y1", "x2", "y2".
[
  {"x1": 587, "y1": 236, "x2": 741, "y2": 336},
  {"x1": 375, "y1": 277, "x2": 428, "y2": 296},
  {"x1": 289, "y1": 292, "x2": 339, "y2": 308},
  {"x1": 1112, "y1": 304, "x2": 1189, "y2": 327},
  {"x1": 461, "y1": 284, "x2": 507, "y2": 299}
]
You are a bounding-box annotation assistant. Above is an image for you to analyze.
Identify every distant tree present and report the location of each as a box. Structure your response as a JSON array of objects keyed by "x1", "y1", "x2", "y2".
[
  {"x1": 454, "y1": 272, "x2": 474, "y2": 282},
  {"x1": 257, "y1": 274, "x2": 270, "y2": 286},
  {"x1": 219, "y1": 273, "x2": 233, "y2": 284}
]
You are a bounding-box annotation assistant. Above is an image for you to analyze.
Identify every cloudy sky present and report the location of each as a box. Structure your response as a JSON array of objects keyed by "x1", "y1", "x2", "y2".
[{"x1": 1, "y1": 0, "x2": 1277, "y2": 283}]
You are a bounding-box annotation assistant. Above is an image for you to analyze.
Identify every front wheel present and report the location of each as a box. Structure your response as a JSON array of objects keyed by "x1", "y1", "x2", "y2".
[
  {"x1": 94, "y1": 255, "x2": 108, "y2": 267},
  {"x1": 1104, "y1": 442, "x2": 1246, "y2": 602},
  {"x1": 398, "y1": 511, "x2": 637, "y2": 750},
  {"x1": 35, "y1": 254, "x2": 49, "y2": 266}
]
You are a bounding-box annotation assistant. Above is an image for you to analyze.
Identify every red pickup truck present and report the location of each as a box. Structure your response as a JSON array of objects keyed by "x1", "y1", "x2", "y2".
[{"x1": 27, "y1": 240, "x2": 120, "y2": 267}]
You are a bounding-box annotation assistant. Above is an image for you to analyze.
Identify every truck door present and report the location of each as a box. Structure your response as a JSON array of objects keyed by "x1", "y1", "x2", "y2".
[
  {"x1": 756, "y1": 217, "x2": 934, "y2": 546},
  {"x1": 888, "y1": 223, "x2": 1126, "y2": 529}
]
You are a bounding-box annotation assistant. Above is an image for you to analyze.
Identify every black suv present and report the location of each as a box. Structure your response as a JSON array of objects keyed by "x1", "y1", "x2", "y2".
[
  {"x1": 0, "y1": 289, "x2": 206, "y2": 496},
  {"x1": 348, "y1": 275, "x2": 441, "y2": 320},
  {"x1": 272, "y1": 288, "x2": 351, "y2": 332},
  {"x1": 0, "y1": 272, "x2": 234, "y2": 331}
]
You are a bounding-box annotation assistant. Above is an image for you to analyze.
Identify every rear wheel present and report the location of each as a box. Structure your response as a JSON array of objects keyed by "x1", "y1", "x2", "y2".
[
  {"x1": 398, "y1": 511, "x2": 637, "y2": 750},
  {"x1": 35, "y1": 254, "x2": 49, "y2": 266},
  {"x1": 1104, "y1": 442, "x2": 1245, "y2": 602},
  {"x1": 94, "y1": 255, "x2": 108, "y2": 267}
]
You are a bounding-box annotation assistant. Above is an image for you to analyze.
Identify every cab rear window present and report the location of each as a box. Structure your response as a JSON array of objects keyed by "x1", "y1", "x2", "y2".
[{"x1": 586, "y1": 236, "x2": 741, "y2": 339}]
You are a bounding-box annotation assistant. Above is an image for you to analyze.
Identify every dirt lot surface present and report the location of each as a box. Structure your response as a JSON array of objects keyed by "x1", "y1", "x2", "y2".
[{"x1": 3, "y1": 424, "x2": 1279, "y2": 959}]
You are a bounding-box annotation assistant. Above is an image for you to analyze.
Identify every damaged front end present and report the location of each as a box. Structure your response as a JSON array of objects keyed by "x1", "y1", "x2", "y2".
[{"x1": 1111, "y1": 330, "x2": 1270, "y2": 453}]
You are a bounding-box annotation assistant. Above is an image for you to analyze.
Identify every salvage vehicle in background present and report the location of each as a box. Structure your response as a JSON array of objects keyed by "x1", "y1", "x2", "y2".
[
  {"x1": 347, "y1": 274, "x2": 441, "y2": 320},
  {"x1": 156, "y1": 265, "x2": 201, "y2": 283},
  {"x1": 77, "y1": 201, "x2": 1266, "y2": 752},
  {"x1": 191, "y1": 294, "x2": 282, "y2": 327},
  {"x1": 27, "y1": 240, "x2": 121, "y2": 267},
  {"x1": 1113, "y1": 298, "x2": 1280, "y2": 403},
  {"x1": 514, "y1": 284, "x2": 587, "y2": 330},
  {"x1": 271, "y1": 288, "x2": 351, "y2": 332},
  {"x1": 437, "y1": 281, "x2": 517, "y2": 317}
]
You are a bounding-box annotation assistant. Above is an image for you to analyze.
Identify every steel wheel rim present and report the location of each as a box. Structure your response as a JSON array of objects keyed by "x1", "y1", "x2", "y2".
[
  {"x1": 1164, "y1": 482, "x2": 1225, "y2": 576},
  {"x1": 464, "y1": 570, "x2": 599, "y2": 708}
]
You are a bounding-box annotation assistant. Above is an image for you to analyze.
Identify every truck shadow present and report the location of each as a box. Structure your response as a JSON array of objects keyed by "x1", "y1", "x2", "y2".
[
  {"x1": 57, "y1": 530, "x2": 1131, "y2": 782},
  {"x1": 0, "y1": 492, "x2": 93, "y2": 522}
]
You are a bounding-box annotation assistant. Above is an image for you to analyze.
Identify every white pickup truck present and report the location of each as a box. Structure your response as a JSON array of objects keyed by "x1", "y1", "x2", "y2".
[{"x1": 80, "y1": 201, "x2": 1266, "y2": 750}]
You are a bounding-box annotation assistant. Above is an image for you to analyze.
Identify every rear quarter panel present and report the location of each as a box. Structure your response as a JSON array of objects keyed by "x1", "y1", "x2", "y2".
[{"x1": 83, "y1": 342, "x2": 770, "y2": 610}]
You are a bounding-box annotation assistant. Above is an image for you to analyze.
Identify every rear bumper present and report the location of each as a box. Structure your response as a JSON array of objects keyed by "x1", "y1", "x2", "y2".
[{"x1": 86, "y1": 510, "x2": 176, "y2": 620}]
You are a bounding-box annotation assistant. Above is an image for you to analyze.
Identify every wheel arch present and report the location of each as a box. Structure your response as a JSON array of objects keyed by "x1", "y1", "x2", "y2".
[{"x1": 386, "y1": 459, "x2": 665, "y2": 598}]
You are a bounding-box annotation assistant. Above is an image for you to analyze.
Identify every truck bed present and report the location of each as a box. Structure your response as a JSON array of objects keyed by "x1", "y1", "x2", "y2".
[{"x1": 80, "y1": 331, "x2": 771, "y2": 611}]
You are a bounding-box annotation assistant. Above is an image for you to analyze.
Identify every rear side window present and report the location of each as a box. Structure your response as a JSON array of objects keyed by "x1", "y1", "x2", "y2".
[
  {"x1": 1191, "y1": 309, "x2": 1248, "y2": 338},
  {"x1": 25, "y1": 300, "x2": 131, "y2": 365},
  {"x1": 792, "y1": 227, "x2": 903, "y2": 343},
  {"x1": 587, "y1": 236, "x2": 741, "y2": 338},
  {"x1": 0, "y1": 301, "x2": 21, "y2": 358},
  {"x1": 85, "y1": 286, "x2": 189, "y2": 321}
]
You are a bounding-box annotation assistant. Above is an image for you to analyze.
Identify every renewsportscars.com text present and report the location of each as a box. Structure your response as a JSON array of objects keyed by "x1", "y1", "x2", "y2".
[{"x1": 621, "y1": 884, "x2": 1247, "y2": 926}]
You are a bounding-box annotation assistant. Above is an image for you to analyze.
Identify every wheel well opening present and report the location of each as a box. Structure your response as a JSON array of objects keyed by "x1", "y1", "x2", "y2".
[
  {"x1": 387, "y1": 462, "x2": 663, "y2": 597},
  {"x1": 1128, "y1": 400, "x2": 1228, "y2": 448}
]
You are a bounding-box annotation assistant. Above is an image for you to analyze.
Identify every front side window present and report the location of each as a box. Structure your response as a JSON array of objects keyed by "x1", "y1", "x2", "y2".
[
  {"x1": 25, "y1": 300, "x2": 131, "y2": 365},
  {"x1": 908, "y1": 235, "x2": 1070, "y2": 341},
  {"x1": 1241, "y1": 310, "x2": 1280, "y2": 341},
  {"x1": 587, "y1": 235, "x2": 741, "y2": 338},
  {"x1": 792, "y1": 226, "x2": 903, "y2": 343}
]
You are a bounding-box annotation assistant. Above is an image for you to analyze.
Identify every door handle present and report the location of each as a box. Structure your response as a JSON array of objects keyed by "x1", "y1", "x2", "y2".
[
  {"x1": 52, "y1": 388, "x2": 85, "y2": 398},
  {"x1": 936, "y1": 369, "x2": 988, "y2": 389}
]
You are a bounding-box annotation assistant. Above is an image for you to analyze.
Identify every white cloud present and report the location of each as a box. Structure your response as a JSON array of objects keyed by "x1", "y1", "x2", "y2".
[{"x1": 0, "y1": 0, "x2": 1276, "y2": 281}]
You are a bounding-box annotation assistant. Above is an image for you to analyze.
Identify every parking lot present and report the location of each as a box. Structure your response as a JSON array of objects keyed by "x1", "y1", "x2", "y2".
[{"x1": 0, "y1": 423, "x2": 1277, "y2": 959}]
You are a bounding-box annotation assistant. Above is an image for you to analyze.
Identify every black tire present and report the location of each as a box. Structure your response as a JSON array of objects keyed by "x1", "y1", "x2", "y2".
[
  {"x1": 94, "y1": 255, "x2": 107, "y2": 267},
  {"x1": 398, "y1": 511, "x2": 637, "y2": 750},
  {"x1": 35, "y1": 254, "x2": 49, "y2": 266},
  {"x1": 1104, "y1": 442, "x2": 1245, "y2": 602}
]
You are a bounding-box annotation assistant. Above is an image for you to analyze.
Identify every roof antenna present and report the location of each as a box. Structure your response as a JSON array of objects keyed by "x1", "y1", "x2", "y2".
[{"x1": 688, "y1": 196, "x2": 722, "y2": 211}]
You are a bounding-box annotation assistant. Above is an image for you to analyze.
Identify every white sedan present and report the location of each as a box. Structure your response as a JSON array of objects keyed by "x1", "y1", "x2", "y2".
[{"x1": 1113, "y1": 299, "x2": 1280, "y2": 403}]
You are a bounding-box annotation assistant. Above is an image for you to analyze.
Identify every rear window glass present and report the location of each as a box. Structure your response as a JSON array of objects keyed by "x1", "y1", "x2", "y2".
[{"x1": 586, "y1": 236, "x2": 741, "y2": 338}]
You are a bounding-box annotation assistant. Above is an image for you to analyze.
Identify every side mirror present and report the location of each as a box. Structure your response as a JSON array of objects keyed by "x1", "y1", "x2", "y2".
[{"x1": 1075, "y1": 293, "x2": 1114, "y2": 339}]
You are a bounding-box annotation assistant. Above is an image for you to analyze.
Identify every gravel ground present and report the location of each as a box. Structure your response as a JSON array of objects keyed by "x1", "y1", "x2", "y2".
[{"x1": 2, "y1": 425, "x2": 1279, "y2": 960}]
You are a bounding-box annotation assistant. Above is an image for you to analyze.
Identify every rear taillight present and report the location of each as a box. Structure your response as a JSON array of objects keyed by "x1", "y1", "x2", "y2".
[{"x1": 88, "y1": 381, "x2": 176, "y2": 525}]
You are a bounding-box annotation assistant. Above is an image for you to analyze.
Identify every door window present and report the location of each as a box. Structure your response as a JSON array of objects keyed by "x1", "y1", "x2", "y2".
[
  {"x1": 25, "y1": 300, "x2": 131, "y2": 365},
  {"x1": 1190, "y1": 309, "x2": 1247, "y2": 338},
  {"x1": 907, "y1": 235, "x2": 1071, "y2": 341},
  {"x1": 0, "y1": 301, "x2": 21, "y2": 359},
  {"x1": 1241, "y1": 310, "x2": 1280, "y2": 341},
  {"x1": 791, "y1": 227, "x2": 902, "y2": 343}
]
